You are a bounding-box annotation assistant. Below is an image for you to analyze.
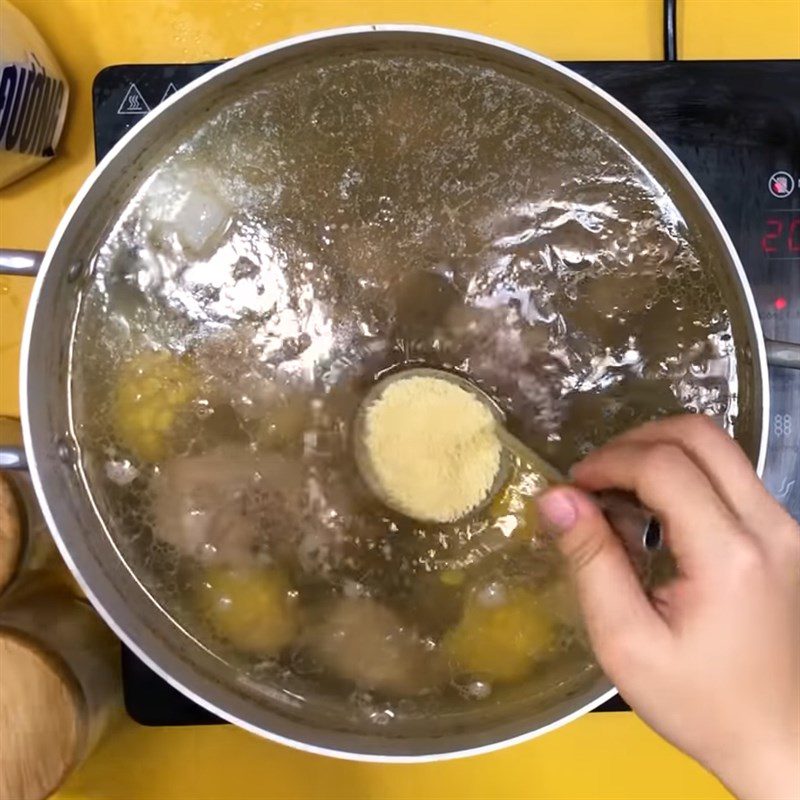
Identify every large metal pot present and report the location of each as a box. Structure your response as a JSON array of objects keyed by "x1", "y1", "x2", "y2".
[{"x1": 3, "y1": 26, "x2": 800, "y2": 761}]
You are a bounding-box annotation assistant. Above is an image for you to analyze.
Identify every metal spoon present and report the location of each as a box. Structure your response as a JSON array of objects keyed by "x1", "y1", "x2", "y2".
[{"x1": 353, "y1": 367, "x2": 661, "y2": 557}]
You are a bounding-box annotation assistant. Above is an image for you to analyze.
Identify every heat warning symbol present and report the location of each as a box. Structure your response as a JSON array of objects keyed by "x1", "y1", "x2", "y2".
[
  {"x1": 160, "y1": 82, "x2": 178, "y2": 103},
  {"x1": 117, "y1": 83, "x2": 150, "y2": 115},
  {"x1": 768, "y1": 171, "x2": 795, "y2": 199}
]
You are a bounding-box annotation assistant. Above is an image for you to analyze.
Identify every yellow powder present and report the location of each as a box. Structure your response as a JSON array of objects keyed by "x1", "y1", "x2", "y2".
[{"x1": 363, "y1": 376, "x2": 502, "y2": 522}]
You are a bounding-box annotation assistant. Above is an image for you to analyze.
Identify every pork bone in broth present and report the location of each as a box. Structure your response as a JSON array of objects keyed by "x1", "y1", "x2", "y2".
[{"x1": 70, "y1": 51, "x2": 738, "y2": 728}]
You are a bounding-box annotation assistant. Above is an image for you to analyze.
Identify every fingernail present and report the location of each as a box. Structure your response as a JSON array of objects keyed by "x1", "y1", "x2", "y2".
[{"x1": 538, "y1": 489, "x2": 578, "y2": 532}]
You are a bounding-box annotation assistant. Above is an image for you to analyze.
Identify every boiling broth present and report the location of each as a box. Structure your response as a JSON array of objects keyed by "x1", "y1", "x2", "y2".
[{"x1": 70, "y1": 50, "x2": 738, "y2": 729}]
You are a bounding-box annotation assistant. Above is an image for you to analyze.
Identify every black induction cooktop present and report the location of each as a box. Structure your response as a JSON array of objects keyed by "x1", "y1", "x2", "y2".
[{"x1": 92, "y1": 58, "x2": 800, "y2": 726}]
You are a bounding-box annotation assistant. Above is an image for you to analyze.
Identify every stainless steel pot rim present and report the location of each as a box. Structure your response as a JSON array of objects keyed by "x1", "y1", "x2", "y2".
[{"x1": 19, "y1": 24, "x2": 769, "y2": 761}]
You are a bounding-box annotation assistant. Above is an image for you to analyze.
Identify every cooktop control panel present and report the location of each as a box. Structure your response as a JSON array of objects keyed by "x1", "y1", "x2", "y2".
[{"x1": 93, "y1": 59, "x2": 800, "y2": 725}]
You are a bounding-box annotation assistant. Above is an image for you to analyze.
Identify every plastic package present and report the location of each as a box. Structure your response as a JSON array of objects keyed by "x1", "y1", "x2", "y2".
[{"x1": 0, "y1": 0, "x2": 69, "y2": 188}]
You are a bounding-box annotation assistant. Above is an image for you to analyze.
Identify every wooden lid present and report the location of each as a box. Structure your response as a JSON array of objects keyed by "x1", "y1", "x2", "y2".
[
  {"x1": 0, "y1": 474, "x2": 23, "y2": 594},
  {"x1": 0, "y1": 631, "x2": 83, "y2": 800}
]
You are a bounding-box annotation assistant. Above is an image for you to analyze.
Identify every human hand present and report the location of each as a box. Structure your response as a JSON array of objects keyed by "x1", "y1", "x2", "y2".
[{"x1": 537, "y1": 415, "x2": 800, "y2": 800}]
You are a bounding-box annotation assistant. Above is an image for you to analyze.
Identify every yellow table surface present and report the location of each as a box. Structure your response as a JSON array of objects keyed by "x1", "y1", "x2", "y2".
[{"x1": 1, "y1": 1, "x2": 798, "y2": 798}]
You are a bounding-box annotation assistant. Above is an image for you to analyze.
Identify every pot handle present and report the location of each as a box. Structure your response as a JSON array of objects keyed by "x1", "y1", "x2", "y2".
[
  {"x1": 765, "y1": 338, "x2": 800, "y2": 370},
  {"x1": 0, "y1": 417, "x2": 27, "y2": 471},
  {"x1": 0, "y1": 249, "x2": 43, "y2": 276},
  {"x1": 0, "y1": 250, "x2": 43, "y2": 470}
]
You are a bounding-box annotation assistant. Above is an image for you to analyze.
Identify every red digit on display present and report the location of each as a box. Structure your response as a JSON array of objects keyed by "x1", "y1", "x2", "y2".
[
  {"x1": 761, "y1": 218, "x2": 783, "y2": 253},
  {"x1": 789, "y1": 217, "x2": 800, "y2": 253}
]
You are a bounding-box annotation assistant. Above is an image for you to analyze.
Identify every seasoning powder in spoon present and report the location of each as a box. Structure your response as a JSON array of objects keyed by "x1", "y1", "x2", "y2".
[{"x1": 363, "y1": 375, "x2": 502, "y2": 522}]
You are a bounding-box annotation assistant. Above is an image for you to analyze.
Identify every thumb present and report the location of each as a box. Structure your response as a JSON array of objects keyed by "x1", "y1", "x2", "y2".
[{"x1": 537, "y1": 486, "x2": 666, "y2": 664}]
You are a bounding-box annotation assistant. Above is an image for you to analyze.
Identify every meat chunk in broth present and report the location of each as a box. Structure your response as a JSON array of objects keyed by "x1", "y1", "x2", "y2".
[
  {"x1": 305, "y1": 598, "x2": 445, "y2": 696},
  {"x1": 151, "y1": 446, "x2": 303, "y2": 566}
]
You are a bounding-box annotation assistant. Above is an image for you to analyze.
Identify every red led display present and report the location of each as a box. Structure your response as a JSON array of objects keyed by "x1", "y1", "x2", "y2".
[{"x1": 761, "y1": 216, "x2": 800, "y2": 255}]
